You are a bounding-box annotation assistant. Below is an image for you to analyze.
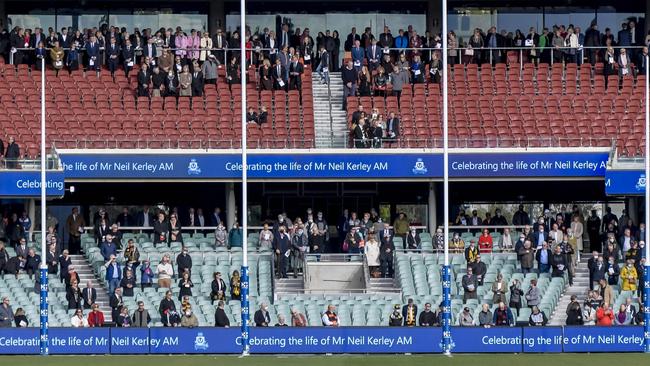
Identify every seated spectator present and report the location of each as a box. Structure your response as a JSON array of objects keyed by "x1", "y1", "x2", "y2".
[
  {"x1": 254, "y1": 303, "x2": 271, "y2": 327},
  {"x1": 478, "y1": 303, "x2": 493, "y2": 328},
  {"x1": 406, "y1": 227, "x2": 421, "y2": 250},
  {"x1": 246, "y1": 106, "x2": 258, "y2": 124},
  {"x1": 321, "y1": 304, "x2": 339, "y2": 327},
  {"x1": 499, "y1": 228, "x2": 514, "y2": 251},
  {"x1": 258, "y1": 106, "x2": 268, "y2": 125},
  {"x1": 450, "y1": 233, "x2": 465, "y2": 253},
  {"x1": 25, "y1": 248, "x2": 40, "y2": 279},
  {"x1": 275, "y1": 314, "x2": 289, "y2": 327},
  {"x1": 291, "y1": 308, "x2": 307, "y2": 327},
  {"x1": 492, "y1": 302, "x2": 514, "y2": 326},
  {"x1": 388, "y1": 304, "x2": 403, "y2": 326},
  {"x1": 0, "y1": 297, "x2": 14, "y2": 327},
  {"x1": 528, "y1": 306, "x2": 548, "y2": 326},
  {"x1": 70, "y1": 308, "x2": 89, "y2": 328}
]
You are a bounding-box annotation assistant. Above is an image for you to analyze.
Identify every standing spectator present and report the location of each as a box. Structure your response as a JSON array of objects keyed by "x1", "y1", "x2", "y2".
[
  {"x1": 210, "y1": 272, "x2": 227, "y2": 303},
  {"x1": 109, "y1": 287, "x2": 124, "y2": 323},
  {"x1": 473, "y1": 256, "x2": 487, "y2": 286},
  {"x1": 402, "y1": 298, "x2": 418, "y2": 327},
  {"x1": 159, "y1": 290, "x2": 180, "y2": 327},
  {"x1": 70, "y1": 308, "x2": 89, "y2": 328},
  {"x1": 536, "y1": 241, "x2": 552, "y2": 274},
  {"x1": 120, "y1": 270, "x2": 136, "y2": 297},
  {"x1": 87, "y1": 303, "x2": 105, "y2": 327},
  {"x1": 214, "y1": 300, "x2": 230, "y2": 327},
  {"x1": 254, "y1": 303, "x2": 271, "y2": 327},
  {"x1": 230, "y1": 270, "x2": 241, "y2": 301},
  {"x1": 179, "y1": 64, "x2": 192, "y2": 96},
  {"x1": 190, "y1": 62, "x2": 204, "y2": 97},
  {"x1": 202, "y1": 54, "x2": 218, "y2": 85},
  {"x1": 321, "y1": 304, "x2": 339, "y2": 326},
  {"x1": 605, "y1": 255, "x2": 620, "y2": 285},
  {"x1": 509, "y1": 279, "x2": 524, "y2": 316},
  {"x1": 140, "y1": 260, "x2": 154, "y2": 290},
  {"x1": 258, "y1": 223, "x2": 274, "y2": 250},
  {"x1": 105, "y1": 255, "x2": 122, "y2": 295},
  {"x1": 157, "y1": 254, "x2": 174, "y2": 288},
  {"x1": 176, "y1": 246, "x2": 192, "y2": 275},
  {"x1": 122, "y1": 38, "x2": 135, "y2": 77},
  {"x1": 136, "y1": 63, "x2": 151, "y2": 97},
  {"x1": 13, "y1": 308, "x2": 28, "y2": 327},
  {"x1": 491, "y1": 274, "x2": 508, "y2": 304},
  {"x1": 478, "y1": 303, "x2": 493, "y2": 328},
  {"x1": 462, "y1": 266, "x2": 478, "y2": 302},
  {"x1": 525, "y1": 279, "x2": 541, "y2": 309},
  {"x1": 228, "y1": 223, "x2": 243, "y2": 248},
  {"x1": 388, "y1": 305, "x2": 404, "y2": 326},
  {"x1": 178, "y1": 271, "x2": 193, "y2": 301},
  {"x1": 528, "y1": 306, "x2": 548, "y2": 326},
  {"x1": 4, "y1": 137, "x2": 19, "y2": 169},
  {"x1": 379, "y1": 230, "x2": 395, "y2": 278},
  {"x1": 492, "y1": 302, "x2": 514, "y2": 326},
  {"x1": 66, "y1": 280, "x2": 82, "y2": 309},
  {"x1": 620, "y1": 258, "x2": 638, "y2": 291},
  {"x1": 81, "y1": 281, "x2": 96, "y2": 310},
  {"x1": 550, "y1": 244, "x2": 567, "y2": 278},
  {"x1": 418, "y1": 303, "x2": 437, "y2": 326},
  {"x1": 273, "y1": 226, "x2": 290, "y2": 278},
  {"x1": 316, "y1": 46, "x2": 330, "y2": 84},
  {"x1": 566, "y1": 295, "x2": 584, "y2": 325},
  {"x1": 0, "y1": 297, "x2": 13, "y2": 327},
  {"x1": 596, "y1": 302, "x2": 614, "y2": 326},
  {"x1": 586, "y1": 210, "x2": 601, "y2": 252},
  {"x1": 215, "y1": 222, "x2": 227, "y2": 247},
  {"x1": 291, "y1": 224, "x2": 308, "y2": 277},
  {"x1": 341, "y1": 60, "x2": 357, "y2": 110},
  {"x1": 478, "y1": 229, "x2": 493, "y2": 253},
  {"x1": 518, "y1": 240, "x2": 535, "y2": 275},
  {"x1": 406, "y1": 227, "x2": 421, "y2": 250},
  {"x1": 153, "y1": 212, "x2": 168, "y2": 246},
  {"x1": 65, "y1": 208, "x2": 85, "y2": 255}
]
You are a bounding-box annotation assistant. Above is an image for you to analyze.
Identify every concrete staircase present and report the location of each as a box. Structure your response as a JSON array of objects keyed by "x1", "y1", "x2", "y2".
[
  {"x1": 548, "y1": 254, "x2": 592, "y2": 325},
  {"x1": 70, "y1": 254, "x2": 112, "y2": 321},
  {"x1": 311, "y1": 72, "x2": 348, "y2": 148},
  {"x1": 368, "y1": 277, "x2": 401, "y2": 294},
  {"x1": 274, "y1": 275, "x2": 304, "y2": 300}
]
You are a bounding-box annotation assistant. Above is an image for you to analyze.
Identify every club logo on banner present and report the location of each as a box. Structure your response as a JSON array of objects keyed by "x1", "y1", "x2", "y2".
[
  {"x1": 187, "y1": 159, "x2": 202, "y2": 175},
  {"x1": 412, "y1": 158, "x2": 428, "y2": 175},
  {"x1": 194, "y1": 332, "x2": 209, "y2": 351}
]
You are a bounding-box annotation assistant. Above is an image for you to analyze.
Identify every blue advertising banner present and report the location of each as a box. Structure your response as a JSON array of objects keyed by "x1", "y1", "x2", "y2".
[
  {"x1": 149, "y1": 327, "x2": 241, "y2": 354},
  {"x1": 0, "y1": 171, "x2": 65, "y2": 197},
  {"x1": 58, "y1": 151, "x2": 610, "y2": 180},
  {"x1": 522, "y1": 327, "x2": 563, "y2": 353},
  {"x1": 0, "y1": 328, "x2": 39, "y2": 354},
  {"x1": 605, "y1": 170, "x2": 645, "y2": 196},
  {"x1": 0, "y1": 326, "x2": 645, "y2": 354},
  {"x1": 48, "y1": 328, "x2": 110, "y2": 354},
  {"x1": 110, "y1": 327, "x2": 151, "y2": 354},
  {"x1": 451, "y1": 326, "x2": 522, "y2": 353},
  {"x1": 249, "y1": 327, "x2": 440, "y2": 353},
  {"x1": 562, "y1": 326, "x2": 645, "y2": 353}
]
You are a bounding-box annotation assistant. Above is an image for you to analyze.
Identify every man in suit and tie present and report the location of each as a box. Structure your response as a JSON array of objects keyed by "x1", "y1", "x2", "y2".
[
  {"x1": 15, "y1": 238, "x2": 28, "y2": 259},
  {"x1": 143, "y1": 37, "x2": 157, "y2": 61},
  {"x1": 280, "y1": 24, "x2": 290, "y2": 49},
  {"x1": 190, "y1": 63, "x2": 205, "y2": 97},
  {"x1": 30, "y1": 28, "x2": 43, "y2": 49},
  {"x1": 638, "y1": 46, "x2": 649, "y2": 76},
  {"x1": 288, "y1": 55, "x2": 303, "y2": 92},
  {"x1": 109, "y1": 287, "x2": 124, "y2": 321},
  {"x1": 345, "y1": 27, "x2": 361, "y2": 52},
  {"x1": 366, "y1": 39, "x2": 381, "y2": 71},
  {"x1": 85, "y1": 35, "x2": 101, "y2": 72},
  {"x1": 211, "y1": 207, "x2": 223, "y2": 226},
  {"x1": 185, "y1": 208, "x2": 198, "y2": 227},
  {"x1": 212, "y1": 28, "x2": 228, "y2": 64},
  {"x1": 116, "y1": 207, "x2": 133, "y2": 227},
  {"x1": 532, "y1": 224, "x2": 548, "y2": 249},
  {"x1": 272, "y1": 59, "x2": 287, "y2": 91},
  {"x1": 106, "y1": 37, "x2": 121, "y2": 77},
  {"x1": 82, "y1": 281, "x2": 97, "y2": 309},
  {"x1": 386, "y1": 112, "x2": 400, "y2": 144},
  {"x1": 65, "y1": 208, "x2": 85, "y2": 255},
  {"x1": 351, "y1": 40, "x2": 364, "y2": 72}
]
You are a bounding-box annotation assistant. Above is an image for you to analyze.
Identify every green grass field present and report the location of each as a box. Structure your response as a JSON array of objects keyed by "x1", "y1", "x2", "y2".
[{"x1": 0, "y1": 354, "x2": 647, "y2": 366}]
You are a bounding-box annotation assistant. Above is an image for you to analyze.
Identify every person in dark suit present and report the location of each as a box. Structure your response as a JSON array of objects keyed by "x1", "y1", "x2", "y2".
[
  {"x1": 273, "y1": 226, "x2": 291, "y2": 278},
  {"x1": 210, "y1": 207, "x2": 223, "y2": 226},
  {"x1": 353, "y1": 119, "x2": 368, "y2": 148},
  {"x1": 45, "y1": 244, "x2": 58, "y2": 274},
  {"x1": 344, "y1": 27, "x2": 361, "y2": 52},
  {"x1": 351, "y1": 40, "x2": 364, "y2": 72},
  {"x1": 366, "y1": 39, "x2": 382, "y2": 71},
  {"x1": 106, "y1": 37, "x2": 121, "y2": 77},
  {"x1": 5, "y1": 137, "x2": 20, "y2": 169},
  {"x1": 116, "y1": 207, "x2": 133, "y2": 227},
  {"x1": 272, "y1": 59, "x2": 286, "y2": 91},
  {"x1": 122, "y1": 38, "x2": 135, "y2": 77},
  {"x1": 136, "y1": 206, "x2": 155, "y2": 228},
  {"x1": 66, "y1": 281, "x2": 83, "y2": 310},
  {"x1": 638, "y1": 46, "x2": 649, "y2": 76},
  {"x1": 288, "y1": 55, "x2": 303, "y2": 92},
  {"x1": 379, "y1": 229, "x2": 395, "y2": 278},
  {"x1": 85, "y1": 35, "x2": 101, "y2": 71},
  {"x1": 137, "y1": 63, "x2": 151, "y2": 97},
  {"x1": 82, "y1": 281, "x2": 96, "y2": 309},
  {"x1": 214, "y1": 300, "x2": 230, "y2": 327},
  {"x1": 212, "y1": 28, "x2": 228, "y2": 64},
  {"x1": 531, "y1": 224, "x2": 548, "y2": 248},
  {"x1": 190, "y1": 65, "x2": 204, "y2": 97},
  {"x1": 254, "y1": 303, "x2": 271, "y2": 326},
  {"x1": 109, "y1": 287, "x2": 124, "y2": 322},
  {"x1": 58, "y1": 250, "x2": 72, "y2": 282},
  {"x1": 385, "y1": 112, "x2": 400, "y2": 143},
  {"x1": 142, "y1": 38, "x2": 157, "y2": 60}
]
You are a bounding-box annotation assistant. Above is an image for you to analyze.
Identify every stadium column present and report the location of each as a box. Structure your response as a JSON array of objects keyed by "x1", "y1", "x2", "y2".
[
  {"x1": 644, "y1": 54, "x2": 650, "y2": 353},
  {"x1": 428, "y1": 183, "x2": 437, "y2": 232},
  {"x1": 226, "y1": 182, "x2": 236, "y2": 229},
  {"x1": 208, "y1": 0, "x2": 226, "y2": 33},
  {"x1": 28, "y1": 199, "x2": 35, "y2": 241},
  {"x1": 426, "y1": 0, "x2": 442, "y2": 36}
]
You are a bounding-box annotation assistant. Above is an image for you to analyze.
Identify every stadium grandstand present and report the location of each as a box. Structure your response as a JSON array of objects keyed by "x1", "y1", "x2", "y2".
[{"x1": 0, "y1": 0, "x2": 648, "y2": 359}]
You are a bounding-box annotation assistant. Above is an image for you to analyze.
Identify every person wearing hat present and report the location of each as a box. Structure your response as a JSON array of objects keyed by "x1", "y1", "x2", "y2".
[
  {"x1": 201, "y1": 53, "x2": 218, "y2": 85},
  {"x1": 388, "y1": 304, "x2": 403, "y2": 326},
  {"x1": 464, "y1": 240, "x2": 479, "y2": 265},
  {"x1": 402, "y1": 298, "x2": 418, "y2": 326}
]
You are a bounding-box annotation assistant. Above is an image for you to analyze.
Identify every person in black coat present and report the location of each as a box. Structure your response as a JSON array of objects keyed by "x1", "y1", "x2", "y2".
[
  {"x1": 122, "y1": 39, "x2": 135, "y2": 77},
  {"x1": 110, "y1": 288, "x2": 124, "y2": 323},
  {"x1": 210, "y1": 272, "x2": 227, "y2": 304},
  {"x1": 5, "y1": 137, "x2": 20, "y2": 169},
  {"x1": 272, "y1": 59, "x2": 286, "y2": 91},
  {"x1": 254, "y1": 303, "x2": 271, "y2": 327},
  {"x1": 137, "y1": 63, "x2": 151, "y2": 97},
  {"x1": 81, "y1": 281, "x2": 97, "y2": 309},
  {"x1": 176, "y1": 248, "x2": 192, "y2": 275},
  {"x1": 159, "y1": 290, "x2": 179, "y2": 327},
  {"x1": 106, "y1": 37, "x2": 121, "y2": 77},
  {"x1": 273, "y1": 227, "x2": 291, "y2": 278},
  {"x1": 380, "y1": 231, "x2": 395, "y2": 278},
  {"x1": 153, "y1": 212, "x2": 168, "y2": 246},
  {"x1": 45, "y1": 245, "x2": 58, "y2": 274},
  {"x1": 288, "y1": 55, "x2": 303, "y2": 91},
  {"x1": 66, "y1": 282, "x2": 83, "y2": 310},
  {"x1": 215, "y1": 300, "x2": 230, "y2": 327},
  {"x1": 120, "y1": 270, "x2": 136, "y2": 297},
  {"x1": 190, "y1": 66, "x2": 204, "y2": 97}
]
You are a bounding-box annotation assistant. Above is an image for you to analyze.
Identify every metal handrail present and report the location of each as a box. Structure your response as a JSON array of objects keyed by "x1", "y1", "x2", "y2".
[{"x1": 350, "y1": 136, "x2": 615, "y2": 149}]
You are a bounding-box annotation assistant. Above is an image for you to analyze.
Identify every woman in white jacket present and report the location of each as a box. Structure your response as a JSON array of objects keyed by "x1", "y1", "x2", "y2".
[
  {"x1": 582, "y1": 302, "x2": 597, "y2": 325},
  {"x1": 365, "y1": 234, "x2": 380, "y2": 274},
  {"x1": 199, "y1": 31, "x2": 213, "y2": 63}
]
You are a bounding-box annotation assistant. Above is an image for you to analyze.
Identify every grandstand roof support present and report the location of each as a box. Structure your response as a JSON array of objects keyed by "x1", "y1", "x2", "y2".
[
  {"x1": 644, "y1": 55, "x2": 650, "y2": 353},
  {"x1": 240, "y1": 0, "x2": 251, "y2": 356},
  {"x1": 441, "y1": 0, "x2": 453, "y2": 355},
  {"x1": 38, "y1": 56, "x2": 49, "y2": 356}
]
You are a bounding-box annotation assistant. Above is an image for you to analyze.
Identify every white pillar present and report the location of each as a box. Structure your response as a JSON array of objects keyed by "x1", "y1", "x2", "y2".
[
  {"x1": 226, "y1": 182, "x2": 236, "y2": 228},
  {"x1": 428, "y1": 182, "x2": 437, "y2": 232}
]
